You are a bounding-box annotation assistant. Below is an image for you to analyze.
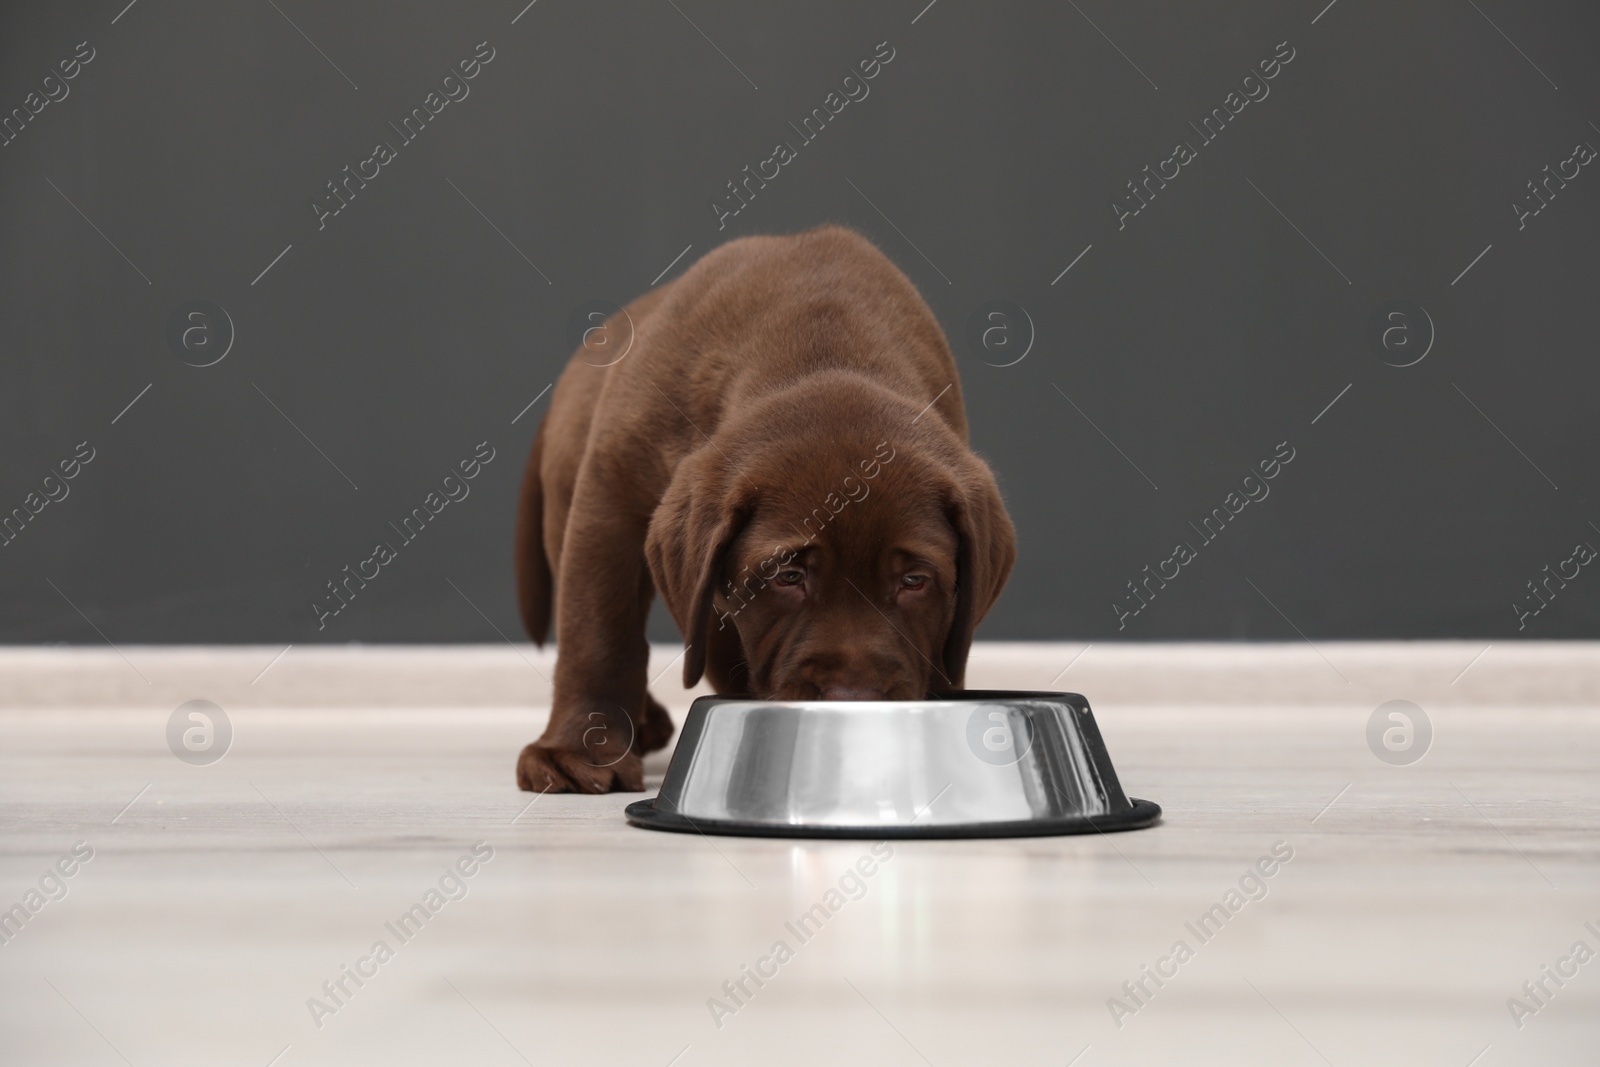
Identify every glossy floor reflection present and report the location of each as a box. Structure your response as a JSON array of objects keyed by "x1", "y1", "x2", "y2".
[{"x1": 0, "y1": 644, "x2": 1596, "y2": 1065}]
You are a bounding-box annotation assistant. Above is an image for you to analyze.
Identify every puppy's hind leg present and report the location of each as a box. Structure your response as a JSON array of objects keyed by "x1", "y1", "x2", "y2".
[
  {"x1": 628, "y1": 613, "x2": 747, "y2": 759},
  {"x1": 634, "y1": 693, "x2": 676, "y2": 756}
]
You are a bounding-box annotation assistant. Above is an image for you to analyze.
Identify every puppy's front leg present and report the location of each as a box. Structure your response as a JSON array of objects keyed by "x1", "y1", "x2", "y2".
[{"x1": 517, "y1": 498, "x2": 653, "y2": 794}]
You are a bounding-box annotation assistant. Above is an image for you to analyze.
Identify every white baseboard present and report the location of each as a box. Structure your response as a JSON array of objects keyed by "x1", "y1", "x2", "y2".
[{"x1": 0, "y1": 641, "x2": 1593, "y2": 709}]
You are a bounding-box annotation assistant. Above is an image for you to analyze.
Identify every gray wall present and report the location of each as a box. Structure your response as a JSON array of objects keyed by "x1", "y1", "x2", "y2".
[{"x1": 3, "y1": 0, "x2": 1596, "y2": 645}]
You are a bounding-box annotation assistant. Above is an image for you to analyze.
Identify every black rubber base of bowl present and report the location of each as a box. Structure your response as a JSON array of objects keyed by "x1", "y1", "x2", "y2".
[{"x1": 624, "y1": 797, "x2": 1162, "y2": 839}]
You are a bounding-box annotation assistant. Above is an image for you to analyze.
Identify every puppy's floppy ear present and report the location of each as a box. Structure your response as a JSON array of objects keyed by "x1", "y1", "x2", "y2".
[
  {"x1": 940, "y1": 456, "x2": 1017, "y2": 690},
  {"x1": 645, "y1": 452, "x2": 754, "y2": 687}
]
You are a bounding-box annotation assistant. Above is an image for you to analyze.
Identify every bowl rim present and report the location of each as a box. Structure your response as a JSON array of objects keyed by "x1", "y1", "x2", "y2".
[{"x1": 682, "y1": 689, "x2": 1094, "y2": 709}]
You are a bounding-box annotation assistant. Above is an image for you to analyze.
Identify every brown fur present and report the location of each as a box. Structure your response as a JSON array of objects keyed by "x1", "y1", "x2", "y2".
[{"x1": 514, "y1": 226, "x2": 1015, "y2": 793}]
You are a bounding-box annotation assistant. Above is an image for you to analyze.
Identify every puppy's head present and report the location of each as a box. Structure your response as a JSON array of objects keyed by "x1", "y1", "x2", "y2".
[{"x1": 645, "y1": 389, "x2": 1015, "y2": 700}]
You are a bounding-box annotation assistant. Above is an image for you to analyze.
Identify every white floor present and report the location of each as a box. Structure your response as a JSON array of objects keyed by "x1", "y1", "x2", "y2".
[{"x1": 1, "y1": 643, "x2": 1596, "y2": 1066}]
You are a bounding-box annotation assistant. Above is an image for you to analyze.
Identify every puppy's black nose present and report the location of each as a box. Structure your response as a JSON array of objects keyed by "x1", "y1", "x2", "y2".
[{"x1": 819, "y1": 685, "x2": 885, "y2": 701}]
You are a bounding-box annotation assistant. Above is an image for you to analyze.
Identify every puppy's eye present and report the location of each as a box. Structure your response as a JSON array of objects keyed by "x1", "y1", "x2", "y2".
[
  {"x1": 775, "y1": 569, "x2": 805, "y2": 586},
  {"x1": 901, "y1": 574, "x2": 928, "y2": 590}
]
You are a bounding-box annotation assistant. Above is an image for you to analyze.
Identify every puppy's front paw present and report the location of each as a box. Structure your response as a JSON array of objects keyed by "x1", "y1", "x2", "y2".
[{"x1": 516, "y1": 742, "x2": 644, "y2": 794}]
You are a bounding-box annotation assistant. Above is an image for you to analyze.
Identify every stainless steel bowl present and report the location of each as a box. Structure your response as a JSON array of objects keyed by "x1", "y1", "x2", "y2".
[{"x1": 625, "y1": 691, "x2": 1160, "y2": 838}]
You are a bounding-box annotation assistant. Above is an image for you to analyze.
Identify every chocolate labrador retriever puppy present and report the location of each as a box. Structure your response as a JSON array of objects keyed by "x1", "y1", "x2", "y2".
[{"x1": 514, "y1": 225, "x2": 1015, "y2": 793}]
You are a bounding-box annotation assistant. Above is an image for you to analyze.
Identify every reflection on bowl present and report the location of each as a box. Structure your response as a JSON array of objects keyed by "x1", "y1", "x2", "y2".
[{"x1": 626, "y1": 691, "x2": 1160, "y2": 839}]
